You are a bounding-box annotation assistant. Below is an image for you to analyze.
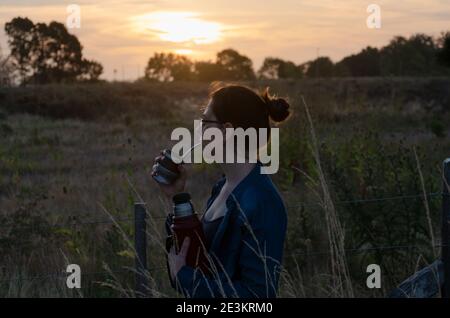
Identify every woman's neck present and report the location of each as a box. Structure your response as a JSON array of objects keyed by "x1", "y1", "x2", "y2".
[{"x1": 220, "y1": 162, "x2": 256, "y2": 192}]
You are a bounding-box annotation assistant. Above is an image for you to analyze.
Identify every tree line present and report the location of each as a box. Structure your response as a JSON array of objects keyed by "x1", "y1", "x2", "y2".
[
  {"x1": 1, "y1": 17, "x2": 450, "y2": 85},
  {"x1": 2, "y1": 17, "x2": 102, "y2": 85},
  {"x1": 145, "y1": 32, "x2": 450, "y2": 81}
]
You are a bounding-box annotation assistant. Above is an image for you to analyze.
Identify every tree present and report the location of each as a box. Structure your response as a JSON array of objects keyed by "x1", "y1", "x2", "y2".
[
  {"x1": 336, "y1": 46, "x2": 380, "y2": 77},
  {"x1": 304, "y1": 57, "x2": 334, "y2": 77},
  {"x1": 194, "y1": 61, "x2": 224, "y2": 81},
  {"x1": 0, "y1": 46, "x2": 15, "y2": 87},
  {"x1": 4, "y1": 17, "x2": 103, "y2": 84},
  {"x1": 437, "y1": 32, "x2": 450, "y2": 68},
  {"x1": 144, "y1": 52, "x2": 193, "y2": 82},
  {"x1": 380, "y1": 34, "x2": 438, "y2": 76},
  {"x1": 333, "y1": 62, "x2": 351, "y2": 77},
  {"x1": 216, "y1": 49, "x2": 255, "y2": 80},
  {"x1": 258, "y1": 57, "x2": 303, "y2": 79},
  {"x1": 144, "y1": 48, "x2": 256, "y2": 82},
  {"x1": 79, "y1": 60, "x2": 103, "y2": 81},
  {"x1": 4, "y1": 17, "x2": 34, "y2": 82}
]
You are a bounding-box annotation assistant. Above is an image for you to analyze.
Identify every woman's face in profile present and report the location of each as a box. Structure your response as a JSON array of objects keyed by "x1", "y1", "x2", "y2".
[
  {"x1": 199, "y1": 100, "x2": 231, "y2": 162},
  {"x1": 200, "y1": 99, "x2": 227, "y2": 135},
  {"x1": 201, "y1": 100, "x2": 218, "y2": 128},
  {"x1": 200, "y1": 100, "x2": 249, "y2": 163}
]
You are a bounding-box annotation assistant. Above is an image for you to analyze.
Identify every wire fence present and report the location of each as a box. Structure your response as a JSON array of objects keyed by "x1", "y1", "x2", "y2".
[
  {"x1": 289, "y1": 243, "x2": 446, "y2": 257},
  {"x1": 285, "y1": 191, "x2": 442, "y2": 209},
  {"x1": 0, "y1": 244, "x2": 440, "y2": 286},
  {"x1": 0, "y1": 191, "x2": 444, "y2": 231},
  {"x1": 0, "y1": 189, "x2": 449, "y2": 294},
  {"x1": 0, "y1": 267, "x2": 167, "y2": 287}
]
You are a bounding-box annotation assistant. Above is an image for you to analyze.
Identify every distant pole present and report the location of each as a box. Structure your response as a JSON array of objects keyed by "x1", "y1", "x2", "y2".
[
  {"x1": 135, "y1": 202, "x2": 149, "y2": 297},
  {"x1": 442, "y1": 158, "x2": 450, "y2": 297}
]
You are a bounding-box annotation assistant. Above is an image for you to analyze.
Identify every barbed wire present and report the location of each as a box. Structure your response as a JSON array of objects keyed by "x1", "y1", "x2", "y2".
[
  {"x1": 0, "y1": 191, "x2": 444, "y2": 233},
  {"x1": 0, "y1": 216, "x2": 133, "y2": 230},
  {"x1": 0, "y1": 266, "x2": 166, "y2": 285},
  {"x1": 0, "y1": 190, "x2": 447, "y2": 287},
  {"x1": 0, "y1": 269, "x2": 128, "y2": 284},
  {"x1": 289, "y1": 243, "x2": 446, "y2": 257},
  {"x1": 57, "y1": 217, "x2": 135, "y2": 227},
  {"x1": 1, "y1": 242, "x2": 445, "y2": 285},
  {"x1": 286, "y1": 191, "x2": 442, "y2": 209}
]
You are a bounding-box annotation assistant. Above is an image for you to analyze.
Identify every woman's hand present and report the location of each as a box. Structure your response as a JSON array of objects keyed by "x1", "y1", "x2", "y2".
[
  {"x1": 168, "y1": 237, "x2": 190, "y2": 281},
  {"x1": 151, "y1": 152, "x2": 187, "y2": 200}
]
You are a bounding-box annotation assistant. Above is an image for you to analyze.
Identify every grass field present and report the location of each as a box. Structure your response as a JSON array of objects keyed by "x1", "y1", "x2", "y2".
[{"x1": 0, "y1": 78, "x2": 449, "y2": 297}]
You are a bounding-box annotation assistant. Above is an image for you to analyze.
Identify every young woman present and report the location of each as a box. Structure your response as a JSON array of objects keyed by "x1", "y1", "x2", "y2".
[{"x1": 152, "y1": 84, "x2": 290, "y2": 298}]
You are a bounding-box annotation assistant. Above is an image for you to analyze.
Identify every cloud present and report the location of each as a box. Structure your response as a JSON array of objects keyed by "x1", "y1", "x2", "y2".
[{"x1": 1, "y1": 0, "x2": 449, "y2": 80}]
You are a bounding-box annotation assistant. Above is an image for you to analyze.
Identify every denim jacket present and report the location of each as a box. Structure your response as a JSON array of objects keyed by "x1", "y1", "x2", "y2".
[{"x1": 164, "y1": 163, "x2": 287, "y2": 298}]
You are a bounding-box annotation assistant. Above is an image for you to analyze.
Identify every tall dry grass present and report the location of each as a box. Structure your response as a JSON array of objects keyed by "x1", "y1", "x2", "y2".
[
  {"x1": 299, "y1": 95, "x2": 354, "y2": 297},
  {"x1": 1, "y1": 79, "x2": 449, "y2": 297}
]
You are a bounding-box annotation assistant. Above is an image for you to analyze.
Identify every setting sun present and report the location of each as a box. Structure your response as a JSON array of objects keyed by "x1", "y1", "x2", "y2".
[
  {"x1": 174, "y1": 49, "x2": 194, "y2": 55},
  {"x1": 133, "y1": 11, "x2": 223, "y2": 45}
]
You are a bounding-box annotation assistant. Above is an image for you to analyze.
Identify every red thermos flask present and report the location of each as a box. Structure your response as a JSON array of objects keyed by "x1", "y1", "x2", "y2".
[{"x1": 171, "y1": 193, "x2": 209, "y2": 273}]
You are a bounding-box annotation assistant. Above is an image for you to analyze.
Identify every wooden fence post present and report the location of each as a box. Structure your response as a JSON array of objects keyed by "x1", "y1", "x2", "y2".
[
  {"x1": 134, "y1": 202, "x2": 149, "y2": 297},
  {"x1": 442, "y1": 158, "x2": 450, "y2": 297}
]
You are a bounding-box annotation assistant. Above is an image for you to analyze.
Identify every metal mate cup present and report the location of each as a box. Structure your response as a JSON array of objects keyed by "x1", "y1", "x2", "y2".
[{"x1": 152, "y1": 149, "x2": 181, "y2": 185}]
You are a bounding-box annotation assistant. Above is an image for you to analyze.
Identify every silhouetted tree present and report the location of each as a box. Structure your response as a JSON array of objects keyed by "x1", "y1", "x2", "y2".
[
  {"x1": 0, "y1": 46, "x2": 15, "y2": 86},
  {"x1": 380, "y1": 34, "x2": 438, "y2": 76},
  {"x1": 4, "y1": 17, "x2": 33, "y2": 82},
  {"x1": 304, "y1": 57, "x2": 334, "y2": 77},
  {"x1": 80, "y1": 60, "x2": 104, "y2": 82},
  {"x1": 336, "y1": 46, "x2": 380, "y2": 76},
  {"x1": 144, "y1": 52, "x2": 193, "y2": 82},
  {"x1": 216, "y1": 49, "x2": 255, "y2": 80},
  {"x1": 258, "y1": 57, "x2": 303, "y2": 79},
  {"x1": 194, "y1": 61, "x2": 224, "y2": 81},
  {"x1": 4, "y1": 17, "x2": 103, "y2": 84},
  {"x1": 437, "y1": 32, "x2": 450, "y2": 68},
  {"x1": 333, "y1": 62, "x2": 351, "y2": 77}
]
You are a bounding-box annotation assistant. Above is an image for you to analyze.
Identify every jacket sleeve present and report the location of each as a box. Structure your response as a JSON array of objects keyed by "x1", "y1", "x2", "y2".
[{"x1": 174, "y1": 208, "x2": 284, "y2": 298}]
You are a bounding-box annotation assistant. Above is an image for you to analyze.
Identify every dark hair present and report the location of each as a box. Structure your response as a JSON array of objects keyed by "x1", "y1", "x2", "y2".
[
  {"x1": 207, "y1": 84, "x2": 290, "y2": 154},
  {"x1": 209, "y1": 84, "x2": 291, "y2": 131}
]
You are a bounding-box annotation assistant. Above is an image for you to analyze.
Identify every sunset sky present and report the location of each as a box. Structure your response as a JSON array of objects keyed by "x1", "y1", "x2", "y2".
[{"x1": 1, "y1": 0, "x2": 449, "y2": 80}]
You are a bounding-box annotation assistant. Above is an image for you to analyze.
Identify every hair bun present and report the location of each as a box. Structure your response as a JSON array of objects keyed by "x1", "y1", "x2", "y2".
[{"x1": 263, "y1": 90, "x2": 290, "y2": 122}]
